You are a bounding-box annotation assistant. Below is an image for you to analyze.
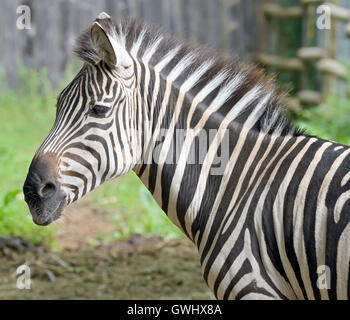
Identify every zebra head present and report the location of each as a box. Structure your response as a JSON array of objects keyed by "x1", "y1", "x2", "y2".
[{"x1": 23, "y1": 13, "x2": 142, "y2": 226}]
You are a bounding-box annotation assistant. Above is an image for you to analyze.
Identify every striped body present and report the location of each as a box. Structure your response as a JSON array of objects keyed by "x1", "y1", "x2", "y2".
[{"x1": 23, "y1": 14, "x2": 350, "y2": 300}]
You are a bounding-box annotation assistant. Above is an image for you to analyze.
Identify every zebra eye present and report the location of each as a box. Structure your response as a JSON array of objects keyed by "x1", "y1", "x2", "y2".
[{"x1": 89, "y1": 105, "x2": 110, "y2": 117}]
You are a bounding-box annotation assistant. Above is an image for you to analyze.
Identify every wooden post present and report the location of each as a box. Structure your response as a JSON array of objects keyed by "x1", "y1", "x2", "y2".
[{"x1": 2, "y1": 0, "x2": 22, "y2": 89}]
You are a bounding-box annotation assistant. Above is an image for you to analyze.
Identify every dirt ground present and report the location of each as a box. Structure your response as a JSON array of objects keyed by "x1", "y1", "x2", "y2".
[{"x1": 0, "y1": 206, "x2": 214, "y2": 300}]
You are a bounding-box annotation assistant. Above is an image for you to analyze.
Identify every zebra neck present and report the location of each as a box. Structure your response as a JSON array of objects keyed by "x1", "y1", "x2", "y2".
[
  {"x1": 132, "y1": 63, "x2": 211, "y2": 239},
  {"x1": 132, "y1": 70, "x2": 261, "y2": 243}
]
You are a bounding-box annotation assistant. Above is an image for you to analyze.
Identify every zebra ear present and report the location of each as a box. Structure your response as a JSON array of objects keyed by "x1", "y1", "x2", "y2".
[
  {"x1": 91, "y1": 14, "x2": 133, "y2": 74},
  {"x1": 91, "y1": 21, "x2": 116, "y2": 66}
]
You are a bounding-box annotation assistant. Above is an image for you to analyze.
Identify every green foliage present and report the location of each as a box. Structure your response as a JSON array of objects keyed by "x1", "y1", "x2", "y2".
[
  {"x1": 0, "y1": 66, "x2": 59, "y2": 246},
  {"x1": 296, "y1": 99, "x2": 350, "y2": 146},
  {"x1": 294, "y1": 95, "x2": 350, "y2": 146},
  {"x1": 85, "y1": 172, "x2": 184, "y2": 243},
  {"x1": 293, "y1": 64, "x2": 350, "y2": 146},
  {"x1": 0, "y1": 190, "x2": 56, "y2": 245}
]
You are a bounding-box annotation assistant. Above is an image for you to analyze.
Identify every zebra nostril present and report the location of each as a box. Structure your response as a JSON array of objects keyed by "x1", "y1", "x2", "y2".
[{"x1": 38, "y1": 182, "x2": 57, "y2": 198}]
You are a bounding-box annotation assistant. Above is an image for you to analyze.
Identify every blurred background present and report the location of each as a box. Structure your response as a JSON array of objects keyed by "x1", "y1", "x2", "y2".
[{"x1": 0, "y1": 0, "x2": 349, "y2": 299}]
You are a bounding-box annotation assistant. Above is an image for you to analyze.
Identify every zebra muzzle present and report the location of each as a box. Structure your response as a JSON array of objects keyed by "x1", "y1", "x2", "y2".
[{"x1": 23, "y1": 152, "x2": 66, "y2": 226}]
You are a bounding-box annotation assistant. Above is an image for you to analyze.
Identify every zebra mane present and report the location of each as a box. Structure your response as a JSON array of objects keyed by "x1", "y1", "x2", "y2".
[{"x1": 73, "y1": 16, "x2": 302, "y2": 137}]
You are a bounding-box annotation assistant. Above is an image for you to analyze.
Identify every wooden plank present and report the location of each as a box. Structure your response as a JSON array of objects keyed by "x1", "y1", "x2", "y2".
[
  {"x1": 142, "y1": 0, "x2": 162, "y2": 26},
  {"x1": 172, "y1": 0, "x2": 183, "y2": 39},
  {"x1": 128, "y1": 0, "x2": 139, "y2": 18},
  {"x1": 317, "y1": 58, "x2": 347, "y2": 79},
  {"x1": 3, "y1": 0, "x2": 22, "y2": 88},
  {"x1": 220, "y1": 0, "x2": 230, "y2": 53},
  {"x1": 206, "y1": 0, "x2": 219, "y2": 49},
  {"x1": 256, "y1": 53, "x2": 304, "y2": 71},
  {"x1": 180, "y1": 0, "x2": 191, "y2": 40},
  {"x1": 188, "y1": 0, "x2": 200, "y2": 42},
  {"x1": 327, "y1": 2, "x2": 350, "y2": 21},
  {"x1": 236, "y1": 1, "x2": 246, "y2": 59},
  {"x1": 263, "y1": 3, "x2": 303, "y2": 19}
]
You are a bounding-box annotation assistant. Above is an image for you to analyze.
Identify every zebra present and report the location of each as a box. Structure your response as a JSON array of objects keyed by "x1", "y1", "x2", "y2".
[{"x1": 23, "y1": 12, "x2": 350, "y2": 300}]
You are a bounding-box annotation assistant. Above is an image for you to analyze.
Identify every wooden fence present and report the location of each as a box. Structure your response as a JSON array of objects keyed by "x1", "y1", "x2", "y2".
[
  {"x1": 0, "y1": 0, "x2": 262, "y2": 89},
  {"x1": 257, "y1": 0, "x2": 350, "y2": 111}
]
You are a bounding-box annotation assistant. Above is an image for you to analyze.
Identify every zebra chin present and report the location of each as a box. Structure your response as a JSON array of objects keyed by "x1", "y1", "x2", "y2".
[{"x1": 27, "y1": 199, "x2": 66, "y2": 226}]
